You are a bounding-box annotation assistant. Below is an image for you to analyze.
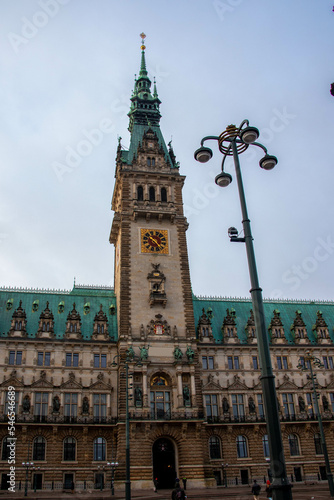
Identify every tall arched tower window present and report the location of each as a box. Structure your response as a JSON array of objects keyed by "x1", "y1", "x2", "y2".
[
  {"x1": 137, "y1": 185, "x2": 143, "y2": 201},
  {"x1": 149, "y1": 186, "x2": 155, "y2": 201}
]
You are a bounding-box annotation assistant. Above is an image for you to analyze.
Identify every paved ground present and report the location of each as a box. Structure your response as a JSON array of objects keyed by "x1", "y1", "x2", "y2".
[{"x1": 0, "y1": 483, "x2": 331, "y2": 500}]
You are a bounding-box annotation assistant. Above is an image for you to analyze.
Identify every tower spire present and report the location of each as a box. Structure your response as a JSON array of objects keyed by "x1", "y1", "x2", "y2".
[{"x1": 139, "y1": 32, "x2": 148, "y2": 77}]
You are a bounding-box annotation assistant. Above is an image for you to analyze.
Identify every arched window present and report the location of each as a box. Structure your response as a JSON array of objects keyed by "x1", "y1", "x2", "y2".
[
  {"x1": 137, "y1": 186, "x2": 143, "y2": 201},
  {"x1": 1, "y1": 436, "x2": 10, "y2": 460},
  {"x1": 236, "y1": 435, "x2": 248, "y2": 458},
  {"x1": 288, "y1": 434, "x2": 300, "y2": 456},
  {"x1": 93, "y1": 437, "x2": 106, "y2": 461},
  {"x1": 149, "y1": 186, "x2": 155, "y2": 202},
  {"x1": 63, "y1": 437, "x2": 76, "y2": 461},
  {"x1": 161, "y1": 187, "x2": 167, "y2": 203},
  {"x1": 33, "y1": 436, "x2": 46, "y2": 461},
  {"x1": 314, "y1": 433, "x2": 323, "y2": 455},
  {"x1": 209, "y1": 436, "x2": 222, "y2": 459},
  {"x1": 262, "y1": 434, "x2": 269, "y2": 457}
]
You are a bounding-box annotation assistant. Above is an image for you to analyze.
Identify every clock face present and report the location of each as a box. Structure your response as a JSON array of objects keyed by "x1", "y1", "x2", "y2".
[{"x1": 141, "y1": 229, "x2": 169, "y2": 254}]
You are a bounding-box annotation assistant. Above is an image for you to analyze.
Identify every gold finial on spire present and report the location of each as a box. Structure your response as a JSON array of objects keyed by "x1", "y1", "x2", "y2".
[{"x1": 140, "y1": 32, "x2": 146, "y2": 50}]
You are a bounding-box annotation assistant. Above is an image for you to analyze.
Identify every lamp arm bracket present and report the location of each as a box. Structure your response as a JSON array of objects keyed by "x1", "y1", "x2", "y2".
[{"x1": 200, "y1": 135, "x2": 220, "y2": 146}]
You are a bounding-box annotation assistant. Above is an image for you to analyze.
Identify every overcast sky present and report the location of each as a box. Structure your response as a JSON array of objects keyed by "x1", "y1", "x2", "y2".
[{"x1": 0, "y1": 0, "x2": 333, "y2": 302}]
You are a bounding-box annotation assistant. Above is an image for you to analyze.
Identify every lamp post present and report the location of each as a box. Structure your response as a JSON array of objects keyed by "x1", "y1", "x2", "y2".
[
  {"x1": 112, "y1": 351, "x2": 142, "y2": 500},
  {"x1": 194, "y1": 120, "x2": 292, "y2": 500},
  {"x1": 107, "y1": 461, "x2": 119, "y2": 495},
  {"x1": 297, "y1": 351, "x2": 334, "y2": 496},
  {"x1": 22, "y1": 441, "x2": 33, "y2": 497}
]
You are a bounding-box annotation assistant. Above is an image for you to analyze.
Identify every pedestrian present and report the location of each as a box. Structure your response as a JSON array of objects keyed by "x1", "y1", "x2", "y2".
[
  {"x1": 153, "y1": 477, "x2": 158, "y2": 492},
  {"x1": 251, "y1": 479, "x2": 261, "y2": 500},
  {"x1": 265, "y1": 479, "x2": 273, "y2": 499},
  {"x1": 70, "y1": 480, "x2": 75, "y2": 494},
  {"x1": 171, "y1": 482, "x2": 186, "y2": 500},
  {"x1": 182, "y1": 477, "x2": 187, "y2": 490}
]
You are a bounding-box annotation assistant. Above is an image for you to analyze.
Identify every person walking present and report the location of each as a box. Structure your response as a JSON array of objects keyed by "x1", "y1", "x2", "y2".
[
  {"x1": 182, "y1": 477, "x2": 187, "y2": 490},
  {"x1": 251, "y1": 479, "x2": 261, "y2": 500},
  {"x1": 171, "y1": 482, "x2": 186, "y2": 500},
  {"x1": 265, "y1": 479, "x2": 273, "y2": 499}
]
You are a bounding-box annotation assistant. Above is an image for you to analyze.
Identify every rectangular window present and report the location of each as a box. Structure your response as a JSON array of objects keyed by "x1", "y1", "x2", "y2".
[
  {"x1": 277, "y1": 356, "x2": 282, "y2": 370},
  {"x1": 306, "y1": 393, "x2": 314, "y2": 416},
  {"x1": 202, "y1": 356, "x2": 214, "y2": 370},
  {"x1": 234, "y1": 356, "x2": 240, "y2": 369},
  {"x1": 64, "y1": 393, "x2": 78, "y2": 421},
  {"x1": 231, "y1": 394, "x2": 244, "y2": 419},
  {"x1": 252, "y1": 356, "x2": 258, "y2": 370},
  {"x1": 34, "y1": 393, "x2": 49, "y2": 422},
  {"x1": 9, "y1": 351, "x2": 22, "y2": 365},
  {"x1": 94, "y1": 354, "x2": 106, "y2": 368},
  {"x1": 93, "y1": 394, "x2": 107, "y2": 422},
  {"x1": 282, "y1": 393, "x2": 295, "y2": 417},
  {"x1": 257, "y1": 394, "x2": 264, "y2": 418},
  {"x1": 329, "y1": 357, "x2": 334, "y2": 369},
  {"x1": 205, "y1": 394, "x2": 218, "y2": 418},
  {"x1": 37, "y1": 352, "x2": 50, "y2": 366},
  {"x1": 277, "y1": 356, "x2": 288, "y2": 370},
  {"x1": 330, "y1": 393, "x2": 334, "y2": 412},
  {"x1": 228, "y1": 356, "x2": 233, "y2": 369},
  {"x1": 66, "y1": 353, "x2": 79, "y2": 367},
  {"x1": 323, "y1": 357, "x2": 329, "y2": 370}
]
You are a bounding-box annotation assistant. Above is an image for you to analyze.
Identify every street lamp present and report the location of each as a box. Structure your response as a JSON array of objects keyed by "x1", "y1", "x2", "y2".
[
  {"x1": 112, "y1": 351, "x2": 142, "y2": 500},
  {"x1": 194, "y1": 120, "x2": 291, "y2": 500},
  {"x1": 107, "y1": 461, "x2": 119, "y2": 495},
  {"x1": 22, "y1": 441, "x2": 33, "y2": 497},
  {"x1": 297, "y1": 351, "x2": 334, "y2": 497}
]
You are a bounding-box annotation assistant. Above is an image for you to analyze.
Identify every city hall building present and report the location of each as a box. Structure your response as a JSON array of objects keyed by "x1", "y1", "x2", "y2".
[{"x1": 1, "y1": 41, "x2": 334, "y2": 493}]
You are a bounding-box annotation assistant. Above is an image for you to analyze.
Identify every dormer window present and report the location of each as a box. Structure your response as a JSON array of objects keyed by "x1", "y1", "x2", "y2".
[{"x1": 147, "y1": 157, "x2": 155, "y2": 167}]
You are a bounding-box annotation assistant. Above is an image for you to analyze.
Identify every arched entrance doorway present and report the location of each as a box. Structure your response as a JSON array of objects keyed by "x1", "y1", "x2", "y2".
[{"x1": 152, "y1": 438, "x2": 176, "y2": 489}]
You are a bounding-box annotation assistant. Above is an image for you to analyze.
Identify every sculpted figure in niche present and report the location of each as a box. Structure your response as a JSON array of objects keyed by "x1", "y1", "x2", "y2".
[
  {"x1": 223, "y1": 397, "x2": 229, "y2": 413},
  {"x1": 126, "y1": 346, "x2": 135, "y2": 360},
  {"x1": 135, "y1": 387, "x2": 142, "y2": 405},
  {"x1": 186, "y1": 346, "x2": 195, "y2": 363},
  {"x1": 173, "y1": 347, "x2": 183, "y2": 360},
  {"x1": 298, "y1": 396, "x2": 306, "y2": 412},
  {"x1": 322, "y1": 395, "x2": 329, "y2": 411},
  {"x1": 183, "y1": 386, "x2": 190, "y2": 406},
  {"x1": 23, "y1": 395, "x2": 30, "y2": 412},
  {"x1": 140, "y1": 346, "x2": 148, "y2": 361},
  {"x1": 248, "y1": 397, "x2": 256, "y2": 414},
  {"x1": 82, "y1": 397, "x2": 89, "y2": 414},
  {"x1": 52, "y1": 396, "x2": 60, "y2": 412}
]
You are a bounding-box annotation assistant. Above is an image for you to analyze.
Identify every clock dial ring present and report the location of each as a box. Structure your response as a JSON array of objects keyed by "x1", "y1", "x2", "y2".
[{"x1": 141, "y1": 229, "x2": 169, "y2": 254}]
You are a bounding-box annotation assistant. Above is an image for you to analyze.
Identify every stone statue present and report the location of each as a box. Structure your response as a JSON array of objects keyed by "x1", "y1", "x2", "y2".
[
  {"x1": 173, "y1": 347, "x2": 183, "y2": 360},
  {"x1": 322, "y1": 395, "x2": 329, "y2": 411},
  {"x1": 183, "y1": 386, "x2": 190, "y2": 404},
  {"x1": 22, "y1": 395, "x2": 30, "y2": 412},
  {"x1": 126, "y1": 346, "x2": 135, "y2": 360},
  {"x1": 135, "y1": 387, "x2": 142, "y2": 405},
  {"x1": 140, "y1": 346, "x2": 148, "y2": 361},
  {"x1": 52, "y1": 396, "x2": 60, "y2": 412},
  {"x1": 298, "y1": 396, "x2": 306, "y2": 412},
  {"x1": 248, "y1": 397, "x2": 256, "y2": 414},
  {"x1": 186, "y1": 346, "x2": 195, "y2": 363},
  {"x1": 223, "y1": 397, "x2": 229, "y2": 413},
  {"x1": 82, "y1": 397, "x2": 89, "y2": 414}
]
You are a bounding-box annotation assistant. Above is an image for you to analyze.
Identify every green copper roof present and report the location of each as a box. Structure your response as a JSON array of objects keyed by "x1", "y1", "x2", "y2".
[
  {"x1": 0, "y1": 285, "x2": 117, "y2": 341},
  {"x1": 123, "y1": 41, "x2": 177, "y2": 169},
  {"x1": 193, "y1": 295, "x2": 334, "y2": 345}
]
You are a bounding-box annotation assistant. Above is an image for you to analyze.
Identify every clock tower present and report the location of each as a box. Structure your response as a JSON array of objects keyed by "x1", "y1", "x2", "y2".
[
  {"x1": 109, "y1": 35, "x2": 205, "y2": 489},
  {"x1": 110, "y1": 36, "x2": 195, "y2": 345}
]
